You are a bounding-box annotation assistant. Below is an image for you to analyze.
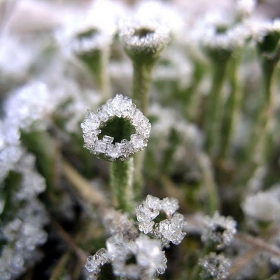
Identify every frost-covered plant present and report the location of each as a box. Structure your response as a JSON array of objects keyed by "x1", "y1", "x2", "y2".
[
  {"x1": 85, "y1": 195, "x2": 185, "y2": 280},
  {"x1": 198, "y1": 252, "x2": 231, "y2": 280},
  {"x1": 1, "y1": 0, "x2": 280, "y2": 279},
  {"x1": 202, "y1": 211, "x2": 237, "y2": 249}
]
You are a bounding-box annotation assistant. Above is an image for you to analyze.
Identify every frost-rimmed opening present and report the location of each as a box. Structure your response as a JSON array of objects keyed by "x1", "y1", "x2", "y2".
[
  {"x1": 81, "y1": 94, "x2": 151, "y2": 161},
  {"x1": 135, "y1": 195, "x2": 187, "y2": 246},
  {"x1": 119, "y1": 19, "x2": 170, "y2": 57}
]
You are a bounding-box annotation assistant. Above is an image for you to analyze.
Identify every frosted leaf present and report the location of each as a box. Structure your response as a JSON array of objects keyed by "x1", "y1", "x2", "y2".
[
  {"x1": 199, "y1": 253, "x2": 231, "y2": 280},
  {"x1": 202, "y1": 211, "x2": 237, "y2": 249},
  {"x1": 81, "y1": 94, "x2": 151, "y2": 161}
]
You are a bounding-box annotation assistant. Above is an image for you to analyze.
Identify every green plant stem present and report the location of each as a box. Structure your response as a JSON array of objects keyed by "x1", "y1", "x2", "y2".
[
  {"x1": 220, "y1": 56, "x2": 241, "y2": 159},
  {"x1": 131, "y1": 61, "x2": 153, "y2": 199},
  {"x1": 204, "y1": 60, "x2": 229, "y2": 159},
  {"x1": 132, "y1": 61, "x2": 153, "y2": 115},
  {"x1": 184, "y1": 59, "x2": 206, "y2": 121},
  {"x1": 246, "y1": 60, "x2": 277, "y2": 169},
  {"x1": 80, "y1": 47, "x2": 111, "y2": 100},
  {"x1": 197, "y1": 151, "x2": 219, "y2": 215},
  {"x1": 20, "y1": 130, "x2": 59, "y2": 189},
  {"x1": 110, "y1": 158, "x2": 134, "y2": 213}
]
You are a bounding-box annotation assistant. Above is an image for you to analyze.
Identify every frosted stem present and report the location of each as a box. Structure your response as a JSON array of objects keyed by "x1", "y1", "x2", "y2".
[
  {"x1": 110, "y1": 157, "x2": 134, "y2": 213},
  {"x1": 204, "y1": 60, "x2": 228, "y2": 159}
]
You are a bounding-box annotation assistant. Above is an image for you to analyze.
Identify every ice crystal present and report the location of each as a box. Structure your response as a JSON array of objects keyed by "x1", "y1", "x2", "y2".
[
  {"x1": 85, "y1": 248, "x2": 111, "y2": 278},
  {"x1": 135, "y1": 195, "x2": 186, "y2": 246},
  {"x1": 199, "y1": 253, "x2": 231, "y2": 280},
  {"x1": 102, "y1": 209, "x2": 138, "y2": 240},
  {"x1": 81, "y1": 94, "x2": 151, "y2": 161},
  {"x1": 202, "y1": 211, "x2": 237, "y2": 249}
]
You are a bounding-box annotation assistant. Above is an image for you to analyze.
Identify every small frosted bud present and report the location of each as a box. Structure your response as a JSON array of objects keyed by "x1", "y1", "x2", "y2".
[
  {"x1": 202, "y1": 211, "x2": 237, "y2": 249},
  {"x1": 119, "y1": 19, "x2": 170, "y2": 64},
  {"x1": 254, "y1": 19, "x2": 280, "y2": 63},
  {"x1": 136, "y1": 195, "x2": 187, "y2": 246},
  {"x1": 199, "y1": 253, "x2": 231, "y2": 280}
]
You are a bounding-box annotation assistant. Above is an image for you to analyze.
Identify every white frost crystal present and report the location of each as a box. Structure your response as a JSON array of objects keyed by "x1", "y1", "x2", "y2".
[
  {"x1": 85, "y1": 234, "x2": 167, "y2": 280},
  {"x1": 202, "y1": 211, "x2": 237, "y2": 249},
  {"x1": 81, "y1": 94, "x2": 151, "y2": 161},
  {"x1": 199, "y1": 253, "x2": 231, "y2": 280},
  {"x1": 4, "y1": 82, "x2": 55, "y2": 132},
  {"x1": 107, "y1": 234, "x2": 167, "y2": 279},
  {"x1": 135, "y1": 195, "x2": 186, "y2": 246},
  {"x1": 85, "y1": 248, "x2": 111, "y2": 277}
]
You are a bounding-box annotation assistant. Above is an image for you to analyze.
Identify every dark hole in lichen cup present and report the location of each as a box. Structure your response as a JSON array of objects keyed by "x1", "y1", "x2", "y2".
[
  {"x1": 154, "y1": 211, "x2": 168, "y2": 224},
  {"x1": 214, "y1": 224, "x2": 226, "y2": 234},
  {"x1": 98, "y1": 117, "x2": 136, "y2": 144},
  {"x1": 133, "y1": 27, "x2": 155, "y2": 39},
  {"x1": 215, "y1": 25, "x2": 228, "y2": 34},
  {"x1": 125, "y1": 254, "x2": 137, "y2": 265},
  {"x1": 76, "y1": 28, "x2": 99, "y2": 40}
]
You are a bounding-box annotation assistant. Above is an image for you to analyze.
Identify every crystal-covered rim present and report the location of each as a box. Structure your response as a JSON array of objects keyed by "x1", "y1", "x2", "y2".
[{"x1": 81, "y1": 94, "x2": 151, "y2": 161}]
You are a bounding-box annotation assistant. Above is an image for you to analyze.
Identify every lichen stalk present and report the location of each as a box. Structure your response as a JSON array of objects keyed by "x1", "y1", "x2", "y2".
[
  {"x1": 220, "y1": 55, "x2": 241, "y2": 159},
  {"x1": 110, "y1": 157, "x2": 134, "y2": 214},
  {"x1": 204, "y1": 60, "x2": 229, "y2": 159}
]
